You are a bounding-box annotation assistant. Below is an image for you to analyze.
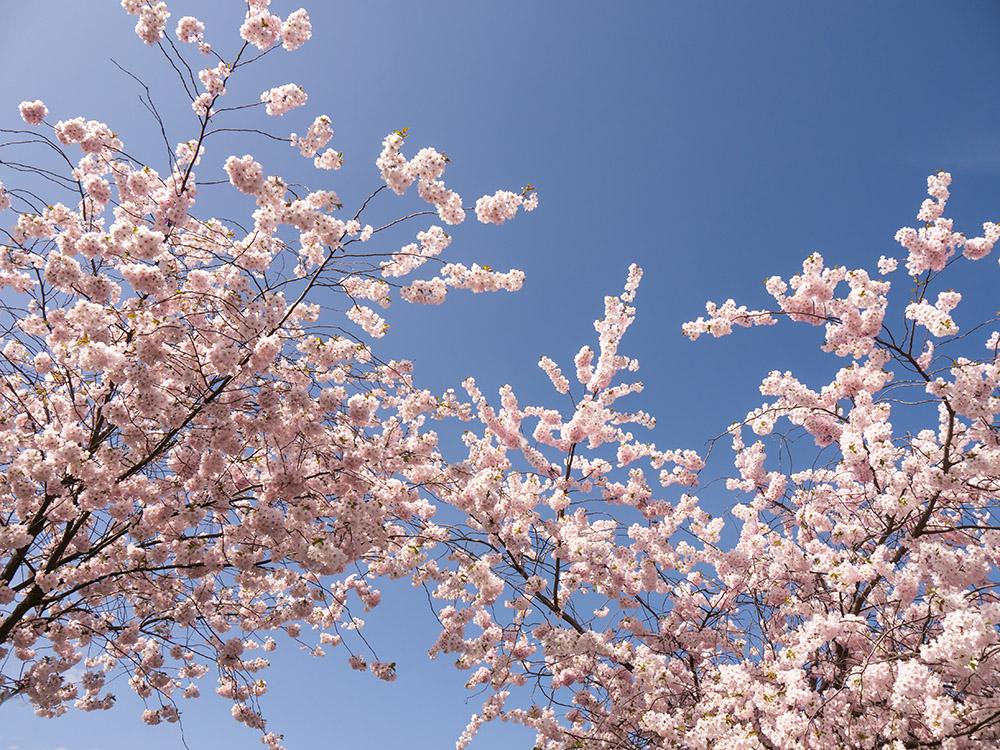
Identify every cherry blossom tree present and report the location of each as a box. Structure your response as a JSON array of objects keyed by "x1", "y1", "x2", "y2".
[
  {"x1": 427, "y1": 171, "x2": 999, "y2": 749},
  {"x1": 1, "y1": 3, "x2": 997, "y2": 750},
  {"x1": 0, "y1": 1, "x2": 535, "y2": 744}
]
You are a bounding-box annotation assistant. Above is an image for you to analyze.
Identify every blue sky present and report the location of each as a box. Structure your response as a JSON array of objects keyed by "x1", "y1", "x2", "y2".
[{"x1": 2, "y1": 1, "x2": 999, "y2": 748}]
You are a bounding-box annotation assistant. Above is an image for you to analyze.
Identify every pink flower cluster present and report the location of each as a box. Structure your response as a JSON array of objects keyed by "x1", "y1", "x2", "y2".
[
  {"x1": 224, "y1": 155, "x2": 266, "y2": 195},
  {"x1": 474, "y1": 188, "x2": 538, "y2": 225},
  {"x1": 281, "y1": 9, "x2": 312, "y2": 51},
  {"x1": 877, "y1": 254, "x2": 897, "y2": 274},
  {"x1": 175, "y1": 16, "x2": 205, "y2": 43},
  {"x1": 346, "y1": 304, "x2": 389, "y2": 338},
  {"x1": 53, "y1": 117, "x2": 121, "y2": 155},
  {"x1": 684, "y1": 252, "x2": 891, "y2": 357},
  {"x1": 121, "y1": 0, "x2": 169, "y2": 44},
  {"x1": 965, "y1": 220, "x2": 1000, "y2": 261},
  {"x1": 260, "y1": 83, "x2": 307, "y2": 116},
  {"x1": 380, "y1": 225, "x2": 452, "y2": 277},
  {"x1": 893, "y1": 171, "x2": 999, "y2": 273},
  {"x1": 905, "y1": 290, "x2": 962, "y2": 337},
  {"x1": 291, "y1": 114, "x2": 333, "y2": 157},
  {"x1": 198, "y1": 62, "x2": 228, "y2": 97},
  {"x1": 313, "y1": 149, "x2": 342, "y2": 170},
  {"x1": 18, "y1": 99, "x2": 46, "y2": 125},
  {"x1": 376, "y1": 133, "x2": 466, "y2": 224},
  {"x1": 240, "y1": 9, "x2": 282, "y2": 50}
]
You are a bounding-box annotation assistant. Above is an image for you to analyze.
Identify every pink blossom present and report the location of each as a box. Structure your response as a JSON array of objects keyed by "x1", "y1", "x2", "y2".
[
  {"x1": 475, "y1": 190, "x2": 522, "y2": 225},
  {"x1": 965, "y1": 221, "x2": 1000, "y2": 260},
  {"x1": 260, "y1": 83, "x2": 307, "y2": 116},
  {"x1": 240, "y1": 11, "x2": 282, "y2": 50},
  {"x1": 121, "y1": 0, "x2": 170, "y2": 44},
  {"x1": 290, "y1": 114, "x2": 332, "y2": 157},
  {"x1": 224, "y1": 154, "x2": 265, "y2": 195},
  {"x1": 346, "y1": 304, "x2": 388, "y2": 338},
  {"x1": 198, "y1": 62, "x2": 228, "y2": 96},
  {"x1": 18, "y1": 99, "x2": 47, "y2": 125},
  {"x1": 281, "y1": 9, "x2": 312, "y2": 51},
  {"x1": 877, "y1": 255, "x2": 897, "y2": 274},
  {"x1": 175, "y1": 16, "x2": 205, "y2": 43},
  {"x1": 905, "y1": 292, "x2": 961, "y2": 337}
]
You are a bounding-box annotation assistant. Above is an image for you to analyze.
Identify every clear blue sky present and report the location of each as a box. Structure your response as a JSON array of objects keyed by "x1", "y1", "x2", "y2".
[{"x1": 2, "y1": 2, "x2": 999, "y2": 748}]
